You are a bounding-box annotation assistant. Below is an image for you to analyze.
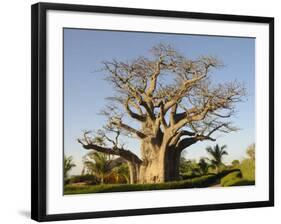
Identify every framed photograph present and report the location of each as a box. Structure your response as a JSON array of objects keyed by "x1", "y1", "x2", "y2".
[{"x1": 31, "y1": 2, "x2": 274, "y2": 222}]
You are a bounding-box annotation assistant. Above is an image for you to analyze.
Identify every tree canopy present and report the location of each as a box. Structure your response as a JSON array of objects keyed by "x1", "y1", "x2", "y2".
[{"x1": 78, "y1": 44, "x2": 245, "y2": 183}]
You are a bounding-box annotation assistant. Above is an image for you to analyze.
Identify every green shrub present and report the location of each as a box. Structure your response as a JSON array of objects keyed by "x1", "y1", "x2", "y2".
[
  {"x1": 68, "y1": 174, "x2": 99, "y2": 185},
  {"x1": 240, "y1": 159, "x2": 255, "y2": 181},
  {"x1": 231, "y1": 160, "x2": 240, "y2": 168},
  {"x1": 64, "y1": 178, "x2": 71, "y2": 185},
  {"x1": 64, "y1": 174, "x2": 218, "y2": 195},
  {"x1": 220, "y1": 168, "x2": 256, "y2": 187},
  {"x1": 220, "y1": 171, "x2": 242, "y2": 186},
  {"x1": 225, "y1": 179, "x2": 255, "y2": 186},
  {"x1": 180, "y1": 173, "x2": 202, "y2": 180},
  {"x1": 191, "y1": 174, "x2": 218, "y2": 187},
  {"x1": 216, "y1": 169, "x2": 241, "y2": 179}
]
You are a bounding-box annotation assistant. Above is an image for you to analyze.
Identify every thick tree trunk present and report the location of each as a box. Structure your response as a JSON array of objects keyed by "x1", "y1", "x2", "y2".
[
  {"x1": 138, "y1": 139, "x2": 166, "y2": 183},
  {"x1": 137, "y1": 145, "x2": 182, "y2": 183},
  {"x1": 127, "y1": 162, "x2": 140, "y2": 184},
  {"x1": 137, "y1": 136, "x2": 183, "y2": 183},
  {"x1": 165, "y1": 148, "x2": 181, "y2": 182},
  {"x1": 138, "y1": 159, "x2": 165, "y2": 183}
]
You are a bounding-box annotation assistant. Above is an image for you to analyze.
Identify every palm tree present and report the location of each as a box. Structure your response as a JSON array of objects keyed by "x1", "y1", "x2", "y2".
[
  {"x1": 198, "y1": 158, "x2": 210, "y2": 175},
  {"x1": 64, "y1": 155, "x2": 76, "y2": 179},
  {"x1": 113, "y1": 163, "x2": 130, "y2": 184},
  {"x1": 206, "y1": 144, "x2": 228, "y2": 173},
  {"x1": 83, "y1": 152, "x2": 114, "y2": 184}
]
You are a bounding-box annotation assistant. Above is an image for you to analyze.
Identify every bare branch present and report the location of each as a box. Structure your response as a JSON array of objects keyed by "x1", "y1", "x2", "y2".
[
  {"x1": 169, "y1": 104, "x2": 178, "y2": 126},
  {"x1": 171, "y1": 102, "x2": 212, "y2": 133},
  {"x1": 78, "y1": 134, "x2": 142, "y2": 165},
  {"x1": 169, "y1": 129, "x2": 195, "y2": 146},
  {"x1": 110, "y1": 118, "x2": 147, "y2": 139},
  {"x1": 176, "y1": 134, "x2": 215, "y2": 152},
  {"x1": 146, "y1": 58, "x2": 163, "y2": 96},
  {"x1": 176, "y1": 137, "x2": 198, "y2": 151},
  {"x1": 125, "y1": 98, "x2": 146, "y2": 122},
  {"x1": 159, "y1": 101, "x2": 168, "y2": 129},
  {"x1": 163, "y1": 74, "x2": 207, "y2": 113}
]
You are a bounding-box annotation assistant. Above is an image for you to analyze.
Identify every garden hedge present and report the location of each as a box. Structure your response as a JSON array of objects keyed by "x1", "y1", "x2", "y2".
[{"x1": 64, "y1": 174, "x2": 218, "y2": 195}]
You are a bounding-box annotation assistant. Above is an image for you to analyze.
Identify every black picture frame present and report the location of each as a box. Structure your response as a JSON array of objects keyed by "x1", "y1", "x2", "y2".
[{"x1": 31, "y1": 2, "x2": 274, "y2": 222}]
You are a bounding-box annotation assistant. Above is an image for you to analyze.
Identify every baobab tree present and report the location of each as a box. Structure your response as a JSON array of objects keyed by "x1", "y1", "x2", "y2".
[{"x1": 78, "y1": 44, "x2": 245, "y2": 184}]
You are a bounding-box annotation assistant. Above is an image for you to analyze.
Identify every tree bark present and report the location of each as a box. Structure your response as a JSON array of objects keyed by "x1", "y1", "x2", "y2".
[
  {"x1": 137, "y1": 125, "x2": 180, "y2": 183},
  {"x1": 165, "y1": 148, "x2": 181, "y2": 181},
  {"x1": 127, "y1": 162, "x2": 140, "y2": 184},
  {"x1": 138, "y1": 139, "x2": 165, "y2": 183},
  {"x1": 137, "y1": 143, "x2": 183, "y2": 183},
  {"x1": 137, "y1": 136, "x2": 203, "y2": 183}
]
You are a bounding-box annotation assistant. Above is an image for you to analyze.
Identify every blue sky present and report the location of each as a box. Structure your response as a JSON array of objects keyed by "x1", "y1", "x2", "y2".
[{"x1": 64, "y1": 28, "x2": 255, "y2": 175}]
